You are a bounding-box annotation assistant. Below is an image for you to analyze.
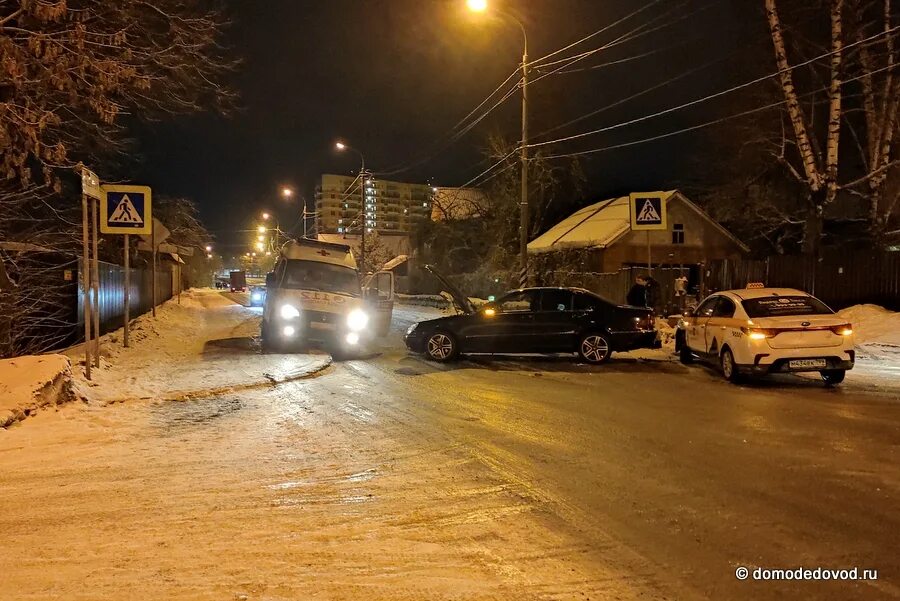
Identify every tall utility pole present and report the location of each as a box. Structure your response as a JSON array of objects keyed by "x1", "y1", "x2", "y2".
[
  {"x1": 359, "y1": 167, "x2": 367, "y2": 274},
  {"x1": 519, "y1": 37, "x2": 529, "y2": 288},
  {"x1": 335, "y1": 142, "x2": 367, "y2": 273}
]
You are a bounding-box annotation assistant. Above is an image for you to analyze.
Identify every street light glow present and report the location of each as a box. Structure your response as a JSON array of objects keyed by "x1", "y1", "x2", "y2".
[
  {"x1": 282, "y1": 187, "x2": 293, "y2": 198},
  {"x1": 257, "y1": 235, "x2": 265, "y2": 242},
  {"x1": 257, "y1": 225, "x2": 266, "y2": 233},
  {"x1": 467, "y1": 0, "x2": 488, "y2": 12},
  {"x1": 205, "y1": 245, "x2": 212, "y2": 252},
  {"x1": 262, "y1": 212, "x2": 270, "y2": 220},
  {"x1": 335, "y1": 142, "x2": 347, "y2": 151}
]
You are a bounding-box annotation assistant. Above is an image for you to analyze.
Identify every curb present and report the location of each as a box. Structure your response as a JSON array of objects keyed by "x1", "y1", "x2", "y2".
[{"x1": 80, "y1": 355, "x2": 334, "y2": 407}]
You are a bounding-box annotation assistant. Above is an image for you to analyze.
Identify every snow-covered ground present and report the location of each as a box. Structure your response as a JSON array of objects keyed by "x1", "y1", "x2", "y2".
[
  {"x1": 0, "y1": 354, "x2": 74, "y2": 427},
  {"x1": 66, "y1": 289, "x2": 331, "y2": 406}
]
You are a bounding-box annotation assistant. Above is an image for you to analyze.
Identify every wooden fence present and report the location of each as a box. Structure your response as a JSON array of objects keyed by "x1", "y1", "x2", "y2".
[{"x1": 705, "y1": 251, "x2": 900, "y2": 311}]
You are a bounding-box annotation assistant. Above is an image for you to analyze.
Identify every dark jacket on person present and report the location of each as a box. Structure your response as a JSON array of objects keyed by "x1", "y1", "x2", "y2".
[
  {"x1": 626, "y1": 283, "x2": 647, "y2": 307},
  {"x1": 645, "y1": 277, "x2": 661, "y2": 310}
]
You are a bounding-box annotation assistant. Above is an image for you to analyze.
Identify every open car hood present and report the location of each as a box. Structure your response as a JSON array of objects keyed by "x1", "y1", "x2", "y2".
[{"x1": 424, "y1": 264, "x2": 475, "y2": 315}]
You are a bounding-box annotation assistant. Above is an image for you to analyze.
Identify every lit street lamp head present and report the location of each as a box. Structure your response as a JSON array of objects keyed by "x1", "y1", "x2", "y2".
[
  {"x1": 467, "y1": 0, "x2": 488, "y2": 12},
  {"x1": 281, "y1": 187, "x2": 293, "y2": 198},
  {"x1": 257, "y1": 225, "x2": 266, "y2": 234},
  {"x1": 261, "y1": 212, "x2": 270, "y2": 220},
  {"x1": 335, "y1": 142, "x2": 347, "y2": 151}
]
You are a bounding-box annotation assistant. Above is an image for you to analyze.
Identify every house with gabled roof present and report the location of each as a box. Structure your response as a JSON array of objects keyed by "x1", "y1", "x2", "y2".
[{"x1": 528, "y1": 190, "x2": 748, "y2": 273}]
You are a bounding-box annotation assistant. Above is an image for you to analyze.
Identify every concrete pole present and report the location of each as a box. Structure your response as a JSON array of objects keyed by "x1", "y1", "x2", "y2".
[
  {"x1": 124, "y1": 234, "x2": 130, "y2": 348},
  {"x1": 519, "y1": 36, "x2": 529, "y2": 288},
  {"x1": 91, "y1": 198, "x2": 101, "y2": 368},
  {"x1": 360, "y1": 165, "x2": 367, "y2": 274},
  {"x1": 81, "y1": 194, "x2": 92, "y2": 380}
]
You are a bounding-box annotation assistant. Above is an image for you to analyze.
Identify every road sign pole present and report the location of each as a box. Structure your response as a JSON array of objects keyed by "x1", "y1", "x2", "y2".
[
  {"x1": 647, "y1": 230, "x2": 652, "y2": 276},
  {"x1": 124, "y1": 234, "x2": 130, "y2": 348},
  {"x1": 91, "y1": 197, "x2": 101, "y2": 368},
  {"x1": 152, "y1": 224, "x2": 157, "y2": 318},
  {"x1": 81, "y1": 194, "x2": 92, "y2": 380}
]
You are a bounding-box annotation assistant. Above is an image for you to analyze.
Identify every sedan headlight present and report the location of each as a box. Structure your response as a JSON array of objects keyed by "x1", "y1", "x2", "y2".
[
  {"x1": 406, "y1": 323, "x2": 418, "y2": 335},
  {"x1": 251, "y1": 293, "x2": 262, "y2": 301},
  {"x1": 280, "y1": 304, "x2": 300, "y2": 320},
  {"x1": 347, "y1": 308, "x2": 369, "y2": 331}
]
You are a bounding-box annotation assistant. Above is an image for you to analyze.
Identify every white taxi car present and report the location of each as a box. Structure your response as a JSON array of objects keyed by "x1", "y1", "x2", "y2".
[{"x1": 675, "y1": 285, "x2": 855, "y2": 385}]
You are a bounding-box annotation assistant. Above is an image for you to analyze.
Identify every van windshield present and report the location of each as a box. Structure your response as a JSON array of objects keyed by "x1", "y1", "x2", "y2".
[{"x1": 278, "y1": 260, "x2": 361, "y2": 297}]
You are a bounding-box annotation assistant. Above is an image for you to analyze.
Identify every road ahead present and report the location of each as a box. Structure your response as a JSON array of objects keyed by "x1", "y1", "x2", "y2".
[{"x1": 1, "y1": 292, "x2": 898, "y2": 600}]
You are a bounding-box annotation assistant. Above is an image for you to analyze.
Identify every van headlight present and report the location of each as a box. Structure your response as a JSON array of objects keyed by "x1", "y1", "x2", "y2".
[
  {"x1": 280, "y1": 304, "x2": 300, "y2": 320},
  {"x1": 347, "y1": 309, "x2": 369, "y2": 331}
]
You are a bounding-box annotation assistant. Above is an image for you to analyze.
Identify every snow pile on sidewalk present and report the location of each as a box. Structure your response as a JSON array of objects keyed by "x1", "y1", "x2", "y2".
[
  {"x1": 68, "y1": 289, "x2": 331, "y2": 405},
  {"x1": 0, "y1": 355, "x2": 74, "y2": 428},
  {"x1": 838, "y1": 304, "x2": 900, "y2": 348},
  {"x1": 838, "y1": 303, "x2": 900, "y2": 364}
]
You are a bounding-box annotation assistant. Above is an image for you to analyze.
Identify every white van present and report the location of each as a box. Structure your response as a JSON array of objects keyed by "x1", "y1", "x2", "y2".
[{"x1": 262, "y1": 239, "x2": 394, "y2": 351}]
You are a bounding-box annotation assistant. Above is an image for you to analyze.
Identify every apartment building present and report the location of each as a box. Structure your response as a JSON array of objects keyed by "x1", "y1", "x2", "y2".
[{"x1": 315, "y1": 173, "x2": 434, "y2": 235}]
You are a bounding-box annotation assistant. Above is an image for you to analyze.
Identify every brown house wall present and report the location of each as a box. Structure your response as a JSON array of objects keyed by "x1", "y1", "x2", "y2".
[{"x1": 598, "y1": 198, "x2": 745, "y2": 271}]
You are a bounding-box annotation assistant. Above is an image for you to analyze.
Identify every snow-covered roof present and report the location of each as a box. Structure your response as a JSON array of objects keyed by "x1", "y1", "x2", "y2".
[
  {"x1": 527, "y1": 190, "x2": 749, "y2": 254},
  {"x1": 528, "y1": 193, "x2": 671, "y2": 254}
]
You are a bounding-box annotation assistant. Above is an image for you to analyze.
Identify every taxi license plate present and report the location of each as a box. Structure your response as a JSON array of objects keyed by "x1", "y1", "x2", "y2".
[
  {"x1": 310, "y1": 321, "x2": 335, "y2": 331},
  {"x1": 789, "y1": 359, "x2": 826, "y2": 369}
]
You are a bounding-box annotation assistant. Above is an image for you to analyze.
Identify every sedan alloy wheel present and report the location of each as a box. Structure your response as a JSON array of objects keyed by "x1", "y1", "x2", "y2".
[
  {"x1": 426, "y1": 332, "x2": 457, "y2": 362},
  {"x1": 579, "y1": 333, "x2": 611, "y2": 364}
]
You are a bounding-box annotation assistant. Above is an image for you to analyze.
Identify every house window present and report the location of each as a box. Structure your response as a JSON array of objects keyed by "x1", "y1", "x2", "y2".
[{"x1": 672, "y1": 223, "x2": 685, "y2": 245}]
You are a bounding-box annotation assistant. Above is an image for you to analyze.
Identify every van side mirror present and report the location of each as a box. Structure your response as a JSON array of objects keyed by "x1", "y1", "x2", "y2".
[{"x1": 265, "y1": 272, "x2": 275, "y2": 287}]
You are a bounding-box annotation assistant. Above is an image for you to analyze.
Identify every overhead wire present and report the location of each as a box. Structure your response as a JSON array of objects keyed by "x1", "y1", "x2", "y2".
[
  {"x1": 535, "y1": 62, "x2": 899, "y2": 161},
  {"x1": 528, "y1": 23, "x2": 900, "y2": 152}
]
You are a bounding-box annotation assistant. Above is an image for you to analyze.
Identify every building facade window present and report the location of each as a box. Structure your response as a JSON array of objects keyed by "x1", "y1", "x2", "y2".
[{"x1": 672, "y1": 223, "x2": 685, "y2": 245}]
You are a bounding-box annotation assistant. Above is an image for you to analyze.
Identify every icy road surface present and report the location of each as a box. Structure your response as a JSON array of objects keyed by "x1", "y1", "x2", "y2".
[{"x1": 1, "y1": 293, "x2": 899, "y2": 600}]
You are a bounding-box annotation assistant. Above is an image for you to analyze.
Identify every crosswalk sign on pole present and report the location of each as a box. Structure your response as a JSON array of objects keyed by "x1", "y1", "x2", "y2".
[
  {"x1": 629, "y1": 192, "x2": 668, "y2": 231},
  {"x1": 100, "y1": 185, "x2": 152, "y2": 235}
]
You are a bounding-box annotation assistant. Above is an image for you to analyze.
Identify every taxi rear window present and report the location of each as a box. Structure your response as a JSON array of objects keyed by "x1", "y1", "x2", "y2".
[{"x1": 742, "y1": 295, "x2": 833, "y2": 317}]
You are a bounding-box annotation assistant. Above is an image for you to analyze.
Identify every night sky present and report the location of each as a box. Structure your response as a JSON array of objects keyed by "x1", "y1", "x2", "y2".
[{"x1": 134, "y1": 0, "x2": 764, "y2": 251}]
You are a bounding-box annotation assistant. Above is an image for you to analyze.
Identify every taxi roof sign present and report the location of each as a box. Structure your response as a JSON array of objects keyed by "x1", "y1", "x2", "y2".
[{"x1": 746, "y1": 282, "x2": 766, "y2": 289}]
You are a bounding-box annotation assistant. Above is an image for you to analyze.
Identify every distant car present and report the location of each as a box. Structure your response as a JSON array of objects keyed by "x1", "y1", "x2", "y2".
[
  {"x1": 675, "y1": 286, "x2": 855, "y2": 385},
  {"x1": 249, "y1": 285, "x2": 266, "y2": 307},
  {"x1": 404, "y1": 266, "x2": 659, "y2": 365}
]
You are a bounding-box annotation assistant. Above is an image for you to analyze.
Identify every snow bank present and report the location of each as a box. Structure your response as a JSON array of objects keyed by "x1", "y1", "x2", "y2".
[
  {"x1": 838, "y1": 304, "x2": 900, "y2": 347},
  {"x1": 68, "y1": 288, "x2": 331, "y2": 406},
  {"x1": 0, "y1": 355, "x2": 74, "y2": 428}
]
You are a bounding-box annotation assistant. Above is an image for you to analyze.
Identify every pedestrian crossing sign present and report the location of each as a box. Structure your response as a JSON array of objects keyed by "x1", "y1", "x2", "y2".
[
  {"x1": 629, "y1": 192, "x2": 668, "y2": 231},
  {"x1": 100, "y1": 185, "x2": 152, "y2": 235}
]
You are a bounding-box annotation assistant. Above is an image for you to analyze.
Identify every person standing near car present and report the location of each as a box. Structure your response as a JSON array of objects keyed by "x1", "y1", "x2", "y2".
[
  {"x1": 627, "y1": 275, "x2": 648, "y2": 307},
  {"x1": 645, "y1": 275, "x2": 661, "y2": 313}
]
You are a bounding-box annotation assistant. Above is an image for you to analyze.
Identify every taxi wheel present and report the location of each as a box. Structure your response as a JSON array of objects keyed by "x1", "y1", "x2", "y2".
[
  {"x1": 820, "y1": 369, "x2": 846, "y2": 386},
  {"x1": 425, "y1": 332, "x2": 459, "y2": 362},
  {"x1": 578, "y1": 332, "x2": 612, "y2": 364},
  {"x1": 720, "y1": 348, "x2": 742, "y2": 383}
]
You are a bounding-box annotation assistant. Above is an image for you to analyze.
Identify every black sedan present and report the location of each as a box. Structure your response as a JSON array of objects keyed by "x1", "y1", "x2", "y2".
[{"x1": 404, "y1": 273, "x2": 659, "y2": 364}]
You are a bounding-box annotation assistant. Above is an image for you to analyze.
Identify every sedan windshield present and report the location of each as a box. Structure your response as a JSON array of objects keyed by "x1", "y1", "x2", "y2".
[
  {"x1": 278, "y1": 260, "x2": 360, "y2": 297},
  {"x1": 742, "y1": 295, "x2": 833, "y2": 318}
]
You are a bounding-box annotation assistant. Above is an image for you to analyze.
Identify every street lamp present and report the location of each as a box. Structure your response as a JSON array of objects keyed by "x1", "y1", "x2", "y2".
[
  {"x1": 261, "y1": 212, "x2": 270, "y2": 221},
  {"x1": 282, "y1": 187, "x2": 293, "y2": 199},
  {"x1": 335, "y1": 140, "x2": 369, "y2": 272},
  {"x1": 257, "y1": 225, "x2": 266, "y2": 234},
  {"x1": 205, "y1": 245, "x2": 212, "y2": 252},
  {"x1": 467, "y1": 0, "x2": 529, "y2": 287}
]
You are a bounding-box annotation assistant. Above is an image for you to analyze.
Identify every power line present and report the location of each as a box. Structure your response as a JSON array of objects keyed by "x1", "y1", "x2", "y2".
[
  {"x1": 536, "y1": 62, "x2": 899, "y2": 161},
  {"x1": 526, "y1": 0, "x2": 666, "y2": 68},
  {"x1": 375, "y1": 67, "x2": 522, "y2": 177},
  {"x1": 528, "y1": 23, "x2": 900, "y2": 151}
]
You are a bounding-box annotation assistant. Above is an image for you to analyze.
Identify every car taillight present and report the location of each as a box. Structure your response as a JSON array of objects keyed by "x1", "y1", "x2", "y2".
[
  {"x1": 830, "y1": 324, "x2": 853, "y2": 336},
  {"x1": 741, "y1": 326, "x2": 779, "y2": 339}
]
